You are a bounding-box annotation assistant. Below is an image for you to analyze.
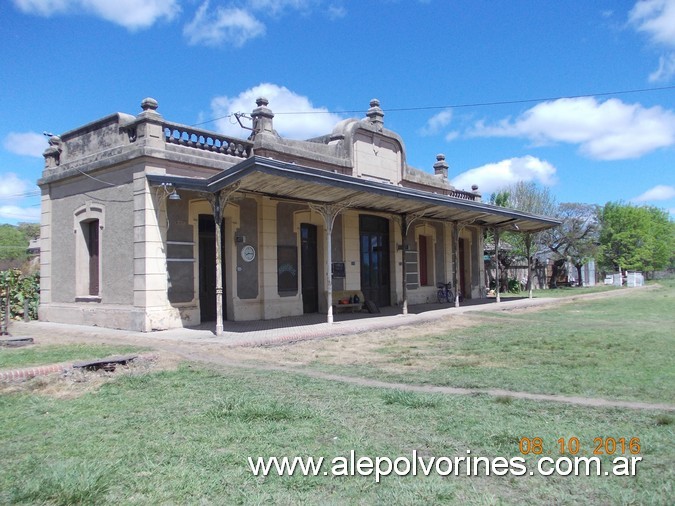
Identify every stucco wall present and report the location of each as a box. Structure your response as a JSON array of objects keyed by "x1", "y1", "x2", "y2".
[
  {"x1": 276, "y1": 202, "x2": 304, "y2": 297},
  {"x1": 48, "y1": 171, "x2": 135, "y2": 305},
  {"x1": 236, "y1": 197, "x2": 259, "y2": 300}
]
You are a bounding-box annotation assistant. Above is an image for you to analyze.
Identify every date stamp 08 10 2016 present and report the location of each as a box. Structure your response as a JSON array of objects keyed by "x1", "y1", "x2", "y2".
[{"x1": 519, "y1": 437, "x2": 641, "y2": 456}]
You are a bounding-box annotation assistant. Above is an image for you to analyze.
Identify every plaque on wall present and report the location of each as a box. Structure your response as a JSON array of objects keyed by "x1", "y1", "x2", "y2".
[
  {"x1": 331, "y1": 262, "x2": 346, "y2": 278},
  {"x1": 277, "y1": 245, "x2": 298, "y2": 294}
]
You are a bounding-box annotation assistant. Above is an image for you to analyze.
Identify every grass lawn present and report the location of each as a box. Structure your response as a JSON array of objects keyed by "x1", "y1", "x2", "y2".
[
  {"x1": 0, "y1": 283, "x2": 673, "y2": 504},
  {"x1": 295, "y1": 282, "x2": 675, "y2": 404},
  {"x1": 0, "y1": 344, "x2": 145, "y2": 370},
  {"x1": 501, "y1": 284, "x2": 620, "y2": 298},
  {"x1": 0, "y1": 365, "x2": 672, "y2": 505}
]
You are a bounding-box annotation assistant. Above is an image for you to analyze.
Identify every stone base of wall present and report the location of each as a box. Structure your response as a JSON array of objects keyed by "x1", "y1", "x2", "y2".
[
  {"x1": 407, "y1": 286, "x2": 439, "y2": 305},
  {"x1": 38, "y1": 303, "x2": 185, "y2": 332}
]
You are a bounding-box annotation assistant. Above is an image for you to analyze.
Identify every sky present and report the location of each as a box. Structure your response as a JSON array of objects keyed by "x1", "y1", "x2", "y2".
[{"x1": 1, "y1": 0, "x2": 674, "y2": 225}]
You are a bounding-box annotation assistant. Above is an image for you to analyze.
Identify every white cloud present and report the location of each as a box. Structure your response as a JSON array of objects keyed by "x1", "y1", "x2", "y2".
[
  {"x1": 327, "y1": 4, "x2": 347, "y2": 20},
  {"x1": 419, "y1": 109, "x2": 452, "y2": 136},
  {"x1": 451, "y1": 156, "x2": 557, "y2": 195},
  {"x1": 444, "y1": 131, "x2": 459, "y2": 142},
  {"x1": 210, "y1": 83, "x2": 343, "y2": 140},
  {"x1": 470, "y1": 97, "x2": 675, "y2": 160},
  {"x1": 0, "y1": 173, "x2": 34, "y2": 200},
  {"x1": 629, "y1": 0, "x2": 675, "y2": 82},
  {"x1": 629, "y1": 0, "x2": 675, "y2": 47},
  {"x1": 0, "y1": 173, "x2": 40, "y2": 223},
  {"x1": 247, "y1": 0, "x2": 316, "y2": 16},
  {"x1": 631, "y1": 184, "x2": 675, "y2": 202},
  {"x1": 183, "y1": 0, "x2": 343, "y2": 48},
  {"x1": 184, "y1": 2, "x2": 265, "y2": 47},
  {"x1": 3, "y1": 132, "x2": 46, "y2": 157},
  {"x1": 0, "y1": 205, "x2": 41, "y2": 222},
  {"x1": 13, "y1": 0, "x2": 179, "y2": 30},
  {"x1": 649, "y1": 52, "x2": 675, "y2": 81}
]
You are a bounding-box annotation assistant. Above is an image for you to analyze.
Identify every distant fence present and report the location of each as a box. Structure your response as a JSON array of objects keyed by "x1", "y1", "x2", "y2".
[
  {"x1": 604, "y1": 272, "x2": 644, "y2": 287},
  {"x1": 626, "y1": 272, "x2": 644, "y2": 287}
]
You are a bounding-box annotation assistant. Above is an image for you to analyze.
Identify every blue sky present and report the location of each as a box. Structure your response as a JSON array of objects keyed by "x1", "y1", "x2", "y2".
[{"x1": 1, "y1": 0, "x2": 674, "y2": 224}]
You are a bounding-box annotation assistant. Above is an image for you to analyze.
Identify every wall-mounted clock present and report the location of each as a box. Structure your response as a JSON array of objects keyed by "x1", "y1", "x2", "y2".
[{"x1": 241, "y1": 245, "x2": 256, "y2": 262}]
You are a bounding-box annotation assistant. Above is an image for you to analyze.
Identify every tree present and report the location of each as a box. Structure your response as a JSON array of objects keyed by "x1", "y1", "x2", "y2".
[
  {"x1": 545, "y1": 203, "x2": 600, "y2": 286},
  {"x1": 0, "y1": 224, "x2": 29, "y2": 270},
  {"x1": 488, "y1": 182, "x2": 557, "y2": 296},
  {"x1": 598, "y1": 202, "x2": 674, "y2": 274},
  {"x1": 17, "y1": 222, "x2": 40, "y2": 241}
]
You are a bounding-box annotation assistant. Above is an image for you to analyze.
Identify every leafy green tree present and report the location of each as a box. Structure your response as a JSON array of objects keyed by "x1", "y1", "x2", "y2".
[
  {"x1": 599, "y1": 202, "x2": 674, "y2": 274},
  {"x1": 17, "y1": 222, "x2": 40, "y2": 241},
  {"x1": 489, "y1": 190, "x2": 510, "y2": 208},
  {"x1": 0, "y1": 224, "x2": 28, "y2": 265}
]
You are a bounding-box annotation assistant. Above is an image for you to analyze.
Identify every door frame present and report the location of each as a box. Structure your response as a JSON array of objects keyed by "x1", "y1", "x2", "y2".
[{"x1": 359, "y1": 214, "x2": 391, "y2": 307}]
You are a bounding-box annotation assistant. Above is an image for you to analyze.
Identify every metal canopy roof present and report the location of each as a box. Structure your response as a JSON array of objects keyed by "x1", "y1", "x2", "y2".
[{"x1": 147, "y1": 156, "x2": 561, "y2": 233}]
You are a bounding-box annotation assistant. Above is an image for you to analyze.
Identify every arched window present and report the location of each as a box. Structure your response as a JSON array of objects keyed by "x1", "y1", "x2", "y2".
[{"x1": 74, "y1": 203, "x2": 104, "y2": 300}]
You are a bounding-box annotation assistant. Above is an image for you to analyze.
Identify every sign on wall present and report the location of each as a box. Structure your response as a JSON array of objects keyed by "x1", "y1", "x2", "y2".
[
  {"x1": 277, "y1": 245, "x2": 298, "y2": 294},
  {"x1": 332, "y1": 262, "x2": 346, "y2": 278}
]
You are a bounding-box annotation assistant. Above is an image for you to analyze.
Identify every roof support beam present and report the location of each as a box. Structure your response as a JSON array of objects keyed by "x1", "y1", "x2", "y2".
[
  {"x1": 205, "y1": 182, "x2": 240, "y2": 335},
  {"x1": 308, "y1": 200, "x2": 352, "y2": 324},
  {"x1": 494, "y1": 226, "x2": 501, "y2": 304}
]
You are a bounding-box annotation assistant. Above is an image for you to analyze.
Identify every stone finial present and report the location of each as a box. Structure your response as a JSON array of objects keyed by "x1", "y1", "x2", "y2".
[
  {"x1": 43, "y1": 135, "x2": 62, "y2": 168},
  {"x1": 366, "y1": 98, "x2": 384, "y2": 128},
  {"x1": 250, "y1": 97, "x2": 275, "y2": 138},
  {"x1": 141, "y1": 97, "x2": 159, "y2": 111},
  {"x1": 137, "y1": 97, "x2": 162, "y2": 122},
  {"x1": 433, "y1": 153, "x2": 449, "y2": 179}
]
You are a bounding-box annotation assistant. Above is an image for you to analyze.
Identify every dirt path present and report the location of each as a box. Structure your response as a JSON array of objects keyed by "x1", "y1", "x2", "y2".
[{"x1": 157, "y1": 346, "x2": 675, "y2": 412}]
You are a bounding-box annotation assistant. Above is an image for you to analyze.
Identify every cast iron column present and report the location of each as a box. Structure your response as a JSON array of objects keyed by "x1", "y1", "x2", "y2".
[
  {"x1": 310, "y1": 203, "x2": 350, "y2": 324},
  {"x1": 494, "y1": 227, "x2": 501, "y2": 303},
  {"x1": 213, "y1": 192, "x2": 224, "y2": 335}
]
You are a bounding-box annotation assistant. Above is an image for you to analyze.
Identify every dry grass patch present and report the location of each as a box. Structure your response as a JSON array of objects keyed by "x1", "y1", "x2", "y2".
[
  {"x1": 0, "y1": 352, "x2": 180, "y2": 399},
  {"x1": 227, "y1": 314, "x2": 479, "y2": 372}
]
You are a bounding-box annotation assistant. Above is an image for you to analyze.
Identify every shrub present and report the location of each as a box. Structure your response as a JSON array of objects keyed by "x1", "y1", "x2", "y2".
[
  {"x1": 0, "y1": 269, "x2": 40, "y2": 321},
  {"x1": 507, "y1": 278, "x2": 521, "y2": 293}
]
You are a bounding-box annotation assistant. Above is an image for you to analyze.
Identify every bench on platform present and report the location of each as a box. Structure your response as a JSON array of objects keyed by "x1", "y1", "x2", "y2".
[{"x1": 332, "y1": 290, "x2": 365, "y2": 313}]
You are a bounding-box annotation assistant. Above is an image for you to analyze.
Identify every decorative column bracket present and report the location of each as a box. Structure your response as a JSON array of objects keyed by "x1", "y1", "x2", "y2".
[
  {"x1": 493, "y1": 225, "x2": 501, "y2": 304},
  {"x1": 204, "y1": 182, "x2": 241, "y2": 336},
  {"x1": 453, "y1": 219, "x2": 475, "y2": 308},
  {"x1": 392, "y1": 212, "x2": 426, "y2": 316}
]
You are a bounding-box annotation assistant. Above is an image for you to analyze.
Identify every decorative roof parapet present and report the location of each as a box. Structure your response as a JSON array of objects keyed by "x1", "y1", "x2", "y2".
[
  {"x1": 449, "y1": 188, "x2": 480, "y2": 201},
  {"x1": 163, "y1": 121, "x2": 252, "y2": 158}
]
